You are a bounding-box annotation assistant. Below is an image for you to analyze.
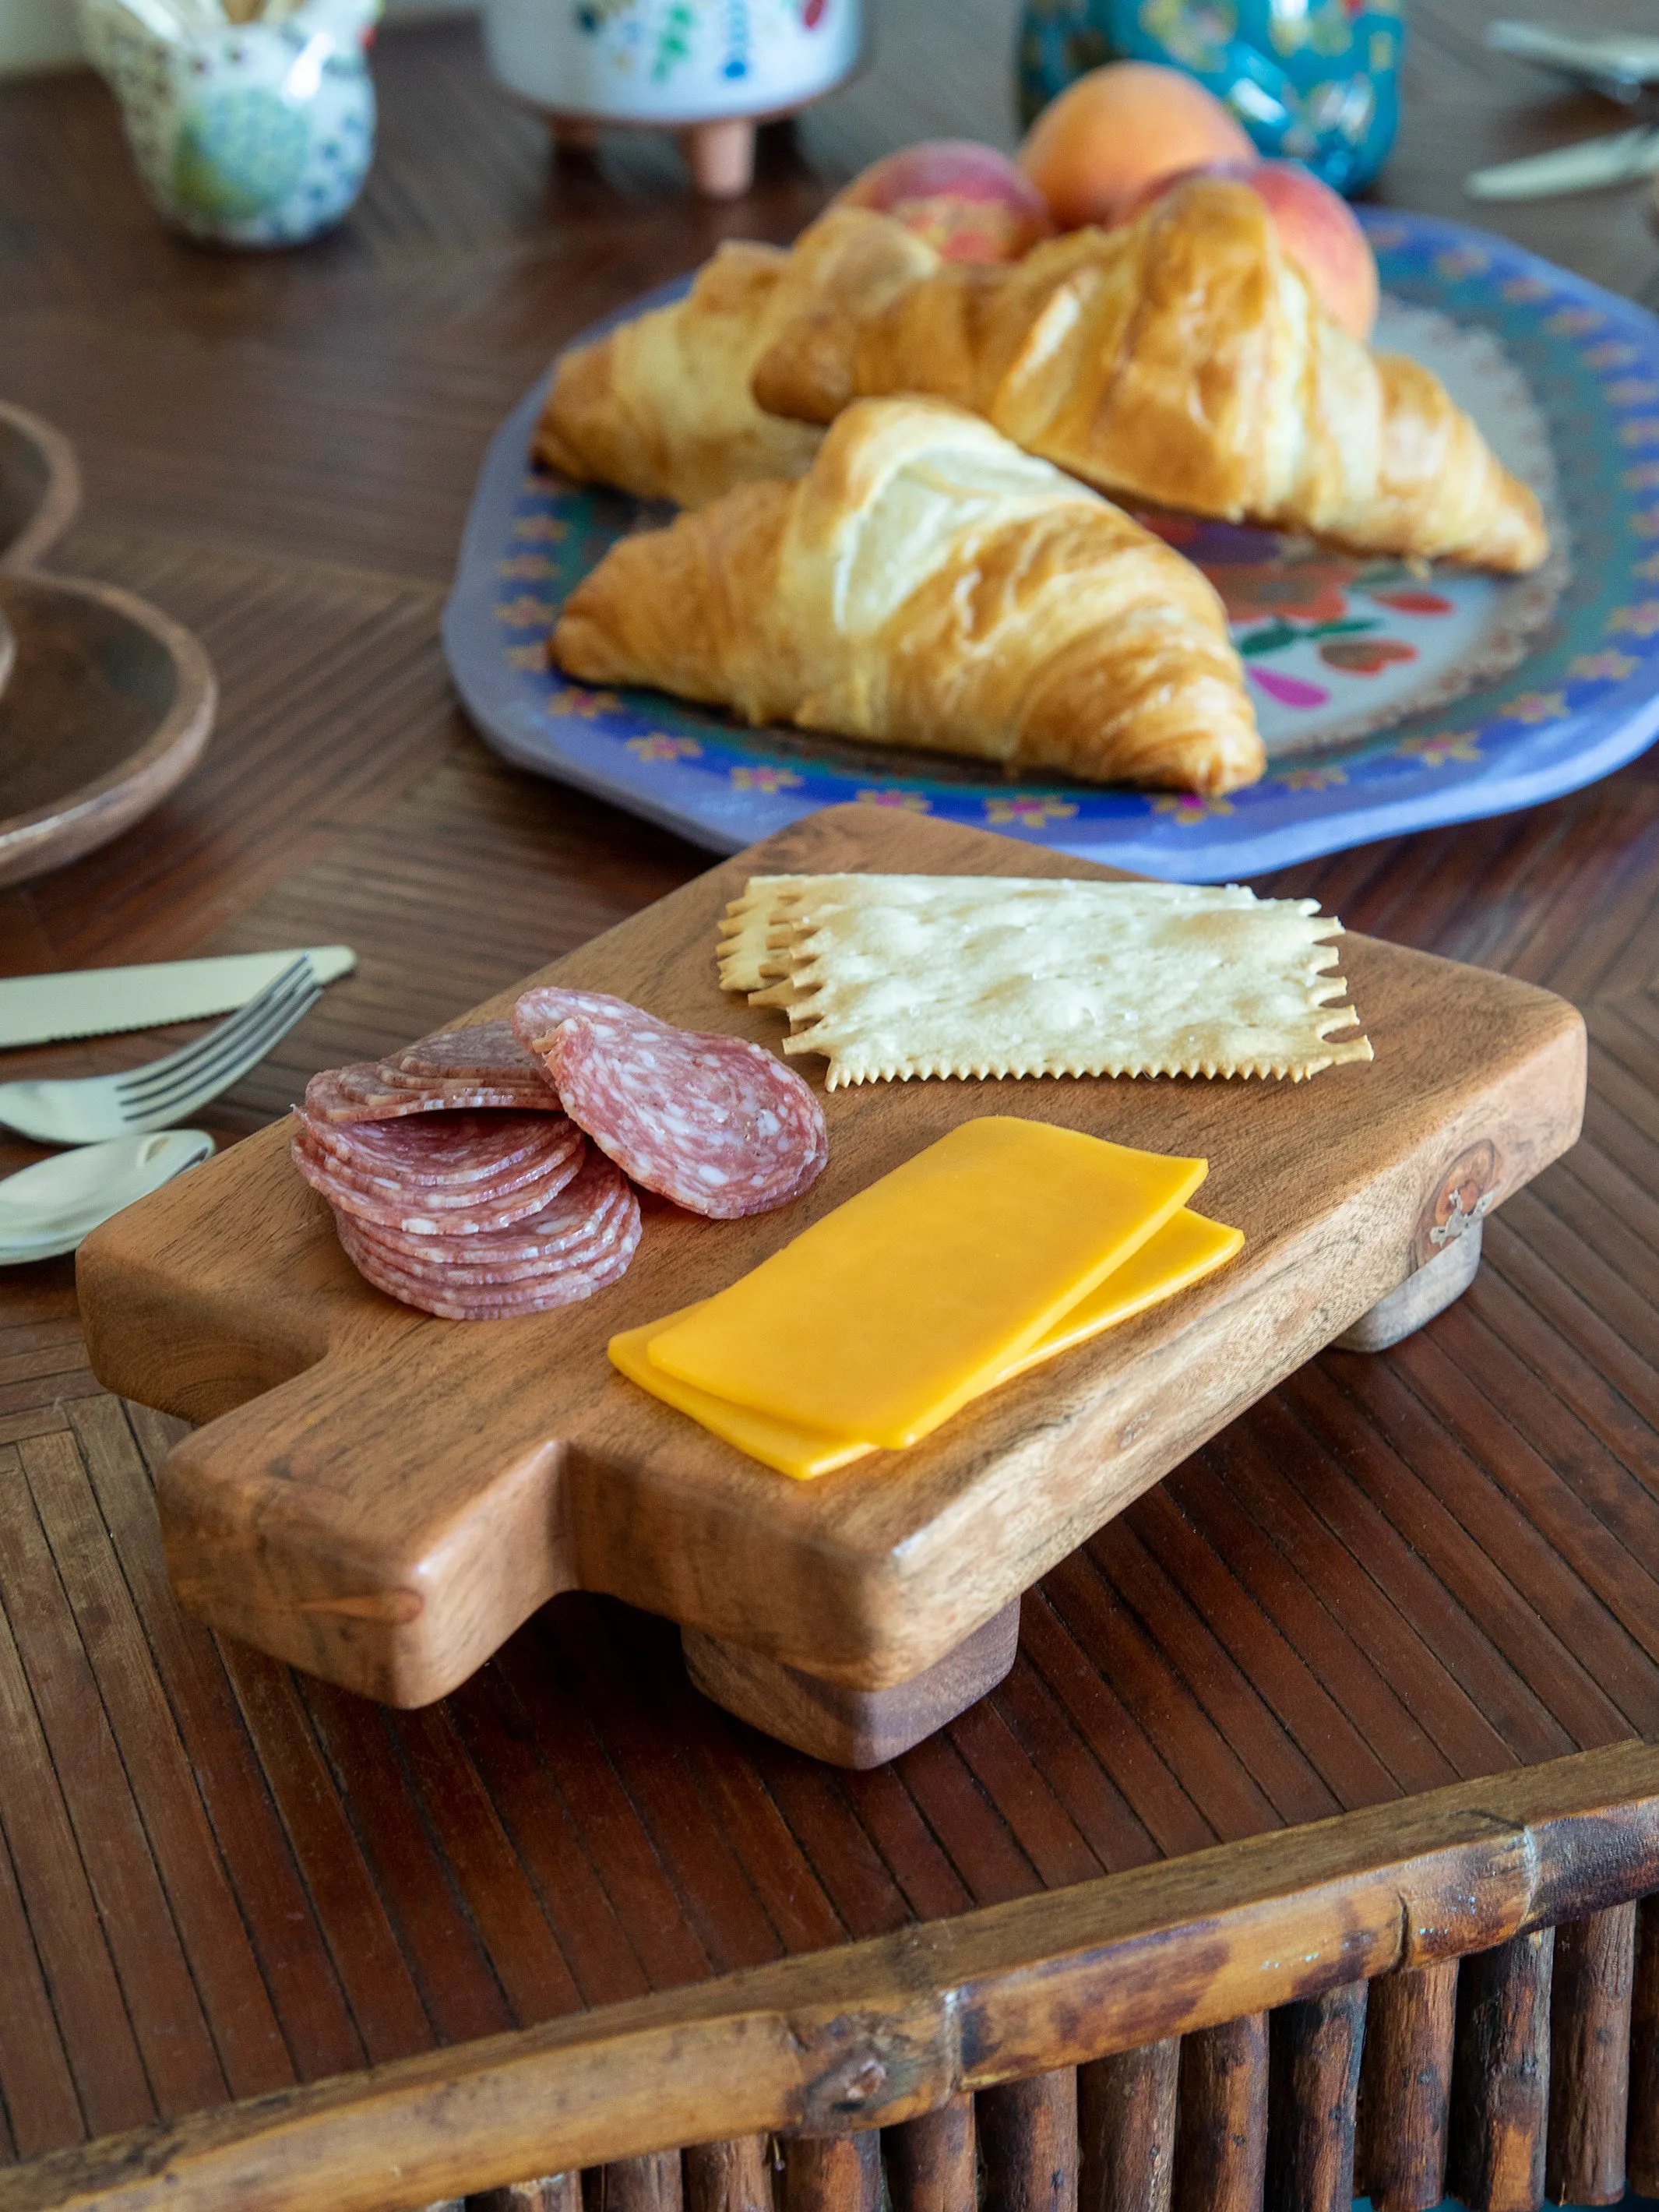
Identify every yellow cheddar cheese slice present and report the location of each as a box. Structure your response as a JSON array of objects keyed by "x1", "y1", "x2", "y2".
[
  {"x1": 643, "y1": 1117, "x2": 1207, "y2": 1449},
  {"x1": 609, "y1": 1205, "x2": 1242, "y2": 1479},
  {"x1": 997, "y1": 1206, "x2": 1244, "y2": 1380}
]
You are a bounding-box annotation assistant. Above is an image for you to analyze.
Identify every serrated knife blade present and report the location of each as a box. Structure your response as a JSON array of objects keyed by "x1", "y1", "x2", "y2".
[{"x1": 0, "y1": 947, "x2": 356, "y2": 1050}]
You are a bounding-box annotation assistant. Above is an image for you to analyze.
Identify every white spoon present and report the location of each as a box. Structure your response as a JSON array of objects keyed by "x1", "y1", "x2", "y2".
[{"x1": 0, "y1": 1130, "x2": 213, "y2": 1262}]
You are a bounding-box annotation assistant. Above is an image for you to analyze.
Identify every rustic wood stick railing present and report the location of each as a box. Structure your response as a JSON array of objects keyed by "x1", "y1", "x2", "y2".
[{"x1": 5, "y1": 1742, "x2": 1659, "y2": 2212}]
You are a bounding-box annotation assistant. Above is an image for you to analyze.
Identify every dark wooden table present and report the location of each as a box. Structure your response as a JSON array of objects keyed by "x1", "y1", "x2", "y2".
[{"x1": 2, "y1": 0, "x2": 1658, "y2": 2192}]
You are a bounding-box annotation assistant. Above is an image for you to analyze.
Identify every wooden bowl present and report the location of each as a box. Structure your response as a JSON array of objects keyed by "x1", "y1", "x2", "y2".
[
  {"x1": 0, "y1": 400, "x2": 81, "y2": 571},
  {"x1": 0, "y1": 571, "x2": 217, "y2": 888}
]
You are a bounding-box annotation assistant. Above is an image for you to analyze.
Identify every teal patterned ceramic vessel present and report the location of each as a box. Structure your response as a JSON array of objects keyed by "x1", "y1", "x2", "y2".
[
  {"x1": 78, "y1": 0, "x2": 380, "y2": 247},
  {"x1": 1018, "y1": 0, "x2": 1402, "y2": 195}
]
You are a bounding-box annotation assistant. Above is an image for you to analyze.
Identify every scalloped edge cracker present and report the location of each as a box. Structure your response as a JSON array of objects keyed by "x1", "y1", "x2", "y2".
[{"x1": 719, "y1": 874, "x2": 1372, "y2": 1089}]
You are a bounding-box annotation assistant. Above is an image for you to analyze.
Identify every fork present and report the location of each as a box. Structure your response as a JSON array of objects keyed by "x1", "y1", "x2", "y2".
[{"x1": 0, "y1": 956, "x2": 321, "y2": 1143}]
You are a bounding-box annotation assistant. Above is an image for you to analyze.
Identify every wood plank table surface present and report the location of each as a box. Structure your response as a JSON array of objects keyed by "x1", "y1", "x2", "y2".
[{"x1": 2, "y1": 0, "x2": 1658, "y2": 2173}]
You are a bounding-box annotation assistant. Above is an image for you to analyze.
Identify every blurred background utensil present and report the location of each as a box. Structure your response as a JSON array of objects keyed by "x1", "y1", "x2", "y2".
[
  {"x1": 0, "y1": 943, "x2": 355, "y2": 1048},
  {"x1": 1468, "y1": 124, "x2": 1659, "y2": 200},
  {"x1": 1485, "y1": 22, "x2": 1659, "y2": 103},
  {"x1": 0, "y1": 955, "x2": 317, "y2": 1142},
  {"x1": 0, "y1": 1129, "x2": 213, "y2": 1261}
]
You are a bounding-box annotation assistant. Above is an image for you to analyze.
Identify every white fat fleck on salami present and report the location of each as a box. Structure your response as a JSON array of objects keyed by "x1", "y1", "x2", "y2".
[{"x1": 548, "y1": 1013, "x2": 826, "y2": 1218}]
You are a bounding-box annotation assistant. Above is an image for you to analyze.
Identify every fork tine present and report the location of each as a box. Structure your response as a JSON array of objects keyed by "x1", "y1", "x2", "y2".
[
  {"x1": 122, "y1": 979, "x2": 321, "y2": 1119},
  {"x1": 115, "y1": 958, "x2": 315, "y2": 1100},
  {"x1": 117, "y1": 975, "x2": 319, "y2": 1108}
]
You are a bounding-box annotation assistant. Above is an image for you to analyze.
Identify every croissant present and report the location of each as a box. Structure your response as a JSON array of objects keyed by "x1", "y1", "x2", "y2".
[
  {"x1": 752, "y1": 181, "x2": 1548, "y2": 574},
  {"x1": 534, "y1": 208, "x2": 940, "y2": 510},
  {"x1": 552, "y1": 396, "x2": 1264, "y2": 794}
]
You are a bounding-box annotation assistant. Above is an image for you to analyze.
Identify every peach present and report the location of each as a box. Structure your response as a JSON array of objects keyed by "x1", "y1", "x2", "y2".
[
  {"x1": 835, "y1": 140, "x2": 1055, "y2": 263},
  {"x1": 1017, "y1": 60, "x2": 1252, "y2": 231},
  {"x1": 1125, "y1": 158, "x2": 1379, "y2": 340}
]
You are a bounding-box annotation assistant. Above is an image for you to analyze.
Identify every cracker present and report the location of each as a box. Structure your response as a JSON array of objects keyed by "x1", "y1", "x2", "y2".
[
  {"x1": 717, "y1": 875, "x2": 815, "y2": 993},
  {"x1": 728, "y1": 875, "x2": 1372, "y2": 1087}
]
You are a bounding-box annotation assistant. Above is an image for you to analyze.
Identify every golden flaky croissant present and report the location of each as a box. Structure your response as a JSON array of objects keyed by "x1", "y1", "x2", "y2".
[
  {"x1": 534, "y1": 209, "x2": 939, "y2": 510},
  {"x1": 752, "y1": 181, "x2": 1548, "y2": 574},
  {"x1": 552, "y1": 396, "x2": 1264, "y2": 794}
]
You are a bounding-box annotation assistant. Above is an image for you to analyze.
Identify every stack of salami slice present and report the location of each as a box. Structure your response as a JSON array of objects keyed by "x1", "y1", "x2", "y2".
[{"x1": 291, "y1": 988, "x2": 827, "y2": 1322}]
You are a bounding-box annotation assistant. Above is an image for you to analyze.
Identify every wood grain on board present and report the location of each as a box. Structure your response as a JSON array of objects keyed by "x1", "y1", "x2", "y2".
[
  {"x1": 77, "y1": 807, "x2": 1584, "y2": 1711},
  {"x1": 3, "y1": 0, "x2": 1659, "y2": 2175}
]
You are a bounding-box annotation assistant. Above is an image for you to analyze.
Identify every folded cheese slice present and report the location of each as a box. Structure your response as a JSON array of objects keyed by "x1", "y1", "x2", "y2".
[
  {"x1": 609, "y1": 1203, "x2": 1242, "y2": 1478},
  {"x1": 643, "y1": 1117, "x2": 1207, "y2": 1450}
]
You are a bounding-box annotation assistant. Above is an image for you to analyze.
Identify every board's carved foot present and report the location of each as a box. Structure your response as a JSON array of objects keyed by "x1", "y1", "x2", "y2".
[
  {"x1": 683, "y1": 1597, "x2": 1021, "y2": 1766},
  {"x1": 1336, "y1": 1219, "x2": 1484, "y2": 1354}
]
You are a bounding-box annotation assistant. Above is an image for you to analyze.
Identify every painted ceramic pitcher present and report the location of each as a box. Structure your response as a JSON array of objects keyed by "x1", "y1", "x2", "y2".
[
  {"x1": 1019, "y1": 0, "x2": 1403, "y2": 194},
  {"x1": 78, "y1": 0, "x2": 381, "y2": 247}
]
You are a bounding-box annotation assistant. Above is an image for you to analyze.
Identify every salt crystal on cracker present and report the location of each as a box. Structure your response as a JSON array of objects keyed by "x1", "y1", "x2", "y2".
[{"x1": 723, "y1": 874, "x2": 1372, "y2": 1089}]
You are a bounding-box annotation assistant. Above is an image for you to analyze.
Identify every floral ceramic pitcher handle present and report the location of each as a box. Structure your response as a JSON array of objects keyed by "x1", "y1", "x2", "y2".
[{"x1": 1018, "y1": 0, "x2": 1404, "y2": 195}]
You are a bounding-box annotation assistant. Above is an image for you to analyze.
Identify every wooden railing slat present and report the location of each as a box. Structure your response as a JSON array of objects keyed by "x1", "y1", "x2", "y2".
[
  {"x1": 1449, "y1": 1927, "x2": 1555, "y2": 2212},
  {"x1": 585, "y1": 2154, "x2": 684, "y2": 2212},
  {"x1": 469, "y1": 2182, "x2": 582, "y2": 2212},
  {"x1": 5, "y1": 1745, "x2": 1659, "y2": 2212},
  {"x1": 884, "y1": 2096, "x2": 975, "y2": 2212},
  {"x1": 1355, "y1": 1960, "x2": 1457, "y2": 2212},
  {"x1": 1172, "y1": 2014, "x2": 1266, "y2": 2212},
  {"x1": 683, "y1": 2139, "x2": 773, "y2": 2212},
  {"x1": 1265, "y1": 1981, "x2": 1366, "y2": 2212},
  {"x1": 781, "y1": 2136, "x2": 878, "y2": 2212},
  {"x1": 978, "y1": 2069, "x2": 1078, "y2": 2212},
  {"x1": 1627, "y1": 1895, "x2": 1659, "y2": 2195},
  {"x1": 1547, "y1": 1904, "x2": 1636, "y2": 2205},
  {"x1": 1078, "y1": 2041, "x2": 1178, "y2": 2212}
]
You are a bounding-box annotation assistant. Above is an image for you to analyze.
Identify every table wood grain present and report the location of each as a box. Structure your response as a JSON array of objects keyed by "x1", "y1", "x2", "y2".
[{"x1": 1, "y1": 0, "x2": 1657, "y2": 2168}]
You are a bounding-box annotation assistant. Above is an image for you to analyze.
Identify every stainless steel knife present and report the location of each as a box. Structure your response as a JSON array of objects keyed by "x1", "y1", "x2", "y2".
[{"x1": 0, "y1": 946, "x2": 356, "y2": 1049}]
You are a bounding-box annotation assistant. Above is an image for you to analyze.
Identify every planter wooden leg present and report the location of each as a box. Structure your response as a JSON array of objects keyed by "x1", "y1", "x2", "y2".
[
  {"x1": 685, "y1": 2137, "x2": 773, "y2": 2212},
  {"x1": 682, "y1": 1598, "x2": 1020, "y2": 1766},
  {"x1": 978, "y1": 2069, "x2": 1079, "y2": 2212},
  {"x1": 1547, "y1": 1904, "x2": 1636, "y2": 2204},
  {"x1": 1173, "y1": 2014, "x2": 1267, "y2": 2212},
  {"x1": 681, "y1": 118, "x2": 756, "y2": 198},
  {"x1": 1356, "y1": 1959, "x2": 1458, "y2": 2212},
  {"x1": 784, "y1": 2134, "x2": 880, "y2": 2212},
  {"x1": 1080, "y1": 2040, "x2": 1179, "y2": 2212},
  {"x1": 1449, "y1": 1926, "x2": 1555, "y2": 2212},
  {"x1": 1266, "y1": 1981, "x2": 1367, "y2": 2212}
]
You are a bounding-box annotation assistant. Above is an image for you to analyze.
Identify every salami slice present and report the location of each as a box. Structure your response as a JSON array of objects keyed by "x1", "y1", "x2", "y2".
[
  {"x1": 546, "y1": 1013, "x2": 826, "y2": 1217},
  {"x1": 349, "y1": 1183, "x2": 639, "y2": 1289},
  {"x1": 293, "y1": 1130, "x2": 585, "y2": 1235},
  {"x1": 299, "y1": 1108, "x2": 576, "y2": 1189},
  {"x1": 307, "y1": 1064, "x2": 558, "y2": 1121},
  {"x1": 391, "y1": 1020, "x2": 551, "y2": 1083},
  {"x1": 348, "y1": 1147, "x2": 631, "y2": 1267},
  {"x1": 512, "y1": 987, "x2": 670, "y2": 1061},
  {"x1": 336, "y1": 1211, "x2": 639, "y2": 1319}
]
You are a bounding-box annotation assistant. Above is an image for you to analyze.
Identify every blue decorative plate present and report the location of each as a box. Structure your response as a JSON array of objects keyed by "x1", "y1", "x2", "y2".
[{"x1": 443, "y1": 212, "x2": 1659, "y2": 882}]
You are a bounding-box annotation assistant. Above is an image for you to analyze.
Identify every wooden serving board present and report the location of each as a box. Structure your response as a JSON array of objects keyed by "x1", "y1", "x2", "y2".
[{"x1": 79, "y1": 807, "x2": 1587, "y2": 1763}]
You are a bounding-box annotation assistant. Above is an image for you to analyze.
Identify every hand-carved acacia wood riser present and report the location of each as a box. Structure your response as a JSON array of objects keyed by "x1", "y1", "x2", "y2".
[{"x1": 76, "y1": 807, "x2": 1587, "y2": 1756}]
